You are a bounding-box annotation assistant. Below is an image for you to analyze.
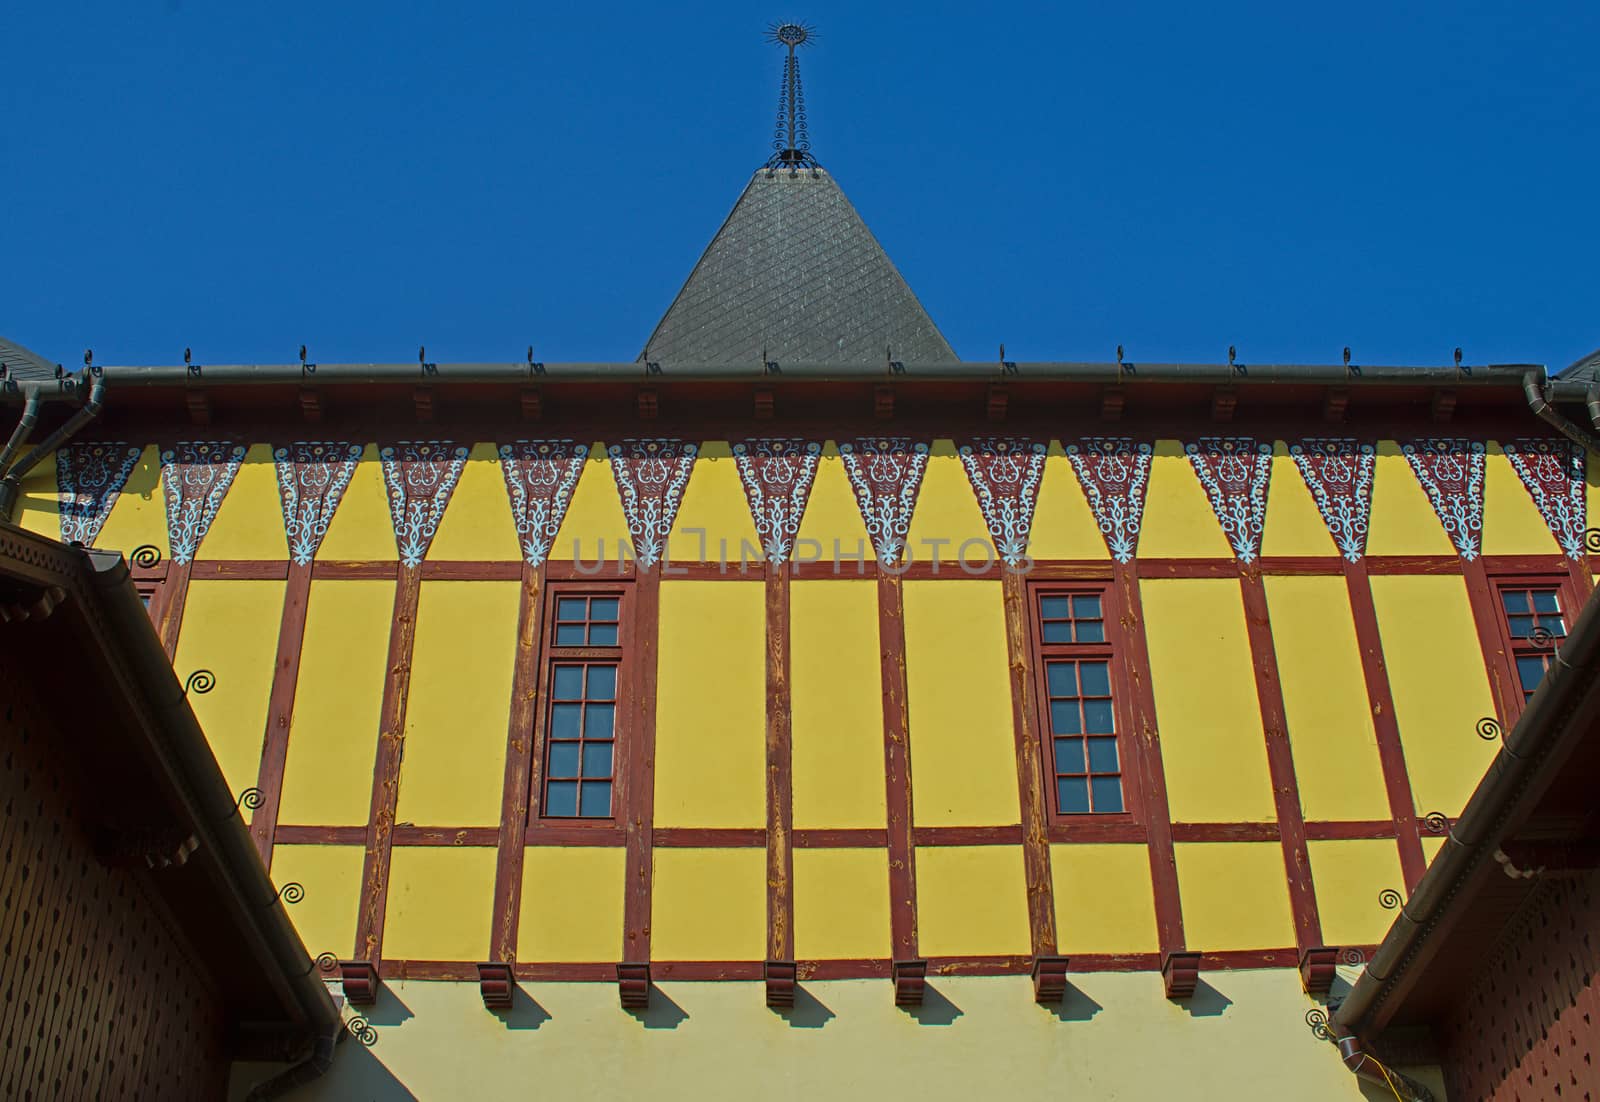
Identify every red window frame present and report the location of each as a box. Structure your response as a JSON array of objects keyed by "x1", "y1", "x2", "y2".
[
  {"x1": 529, "y1": 581, "x2": 631, "y2": 826},
  {"x1": 1027, "y1": 580, "x2": 1143, "y2": 824},
  {"x1": 1486, "y1": 571, "x2": 1580, "y2": 719}
]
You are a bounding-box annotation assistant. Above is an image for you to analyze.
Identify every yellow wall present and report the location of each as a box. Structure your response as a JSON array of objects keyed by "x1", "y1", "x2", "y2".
[
  {"x1": 1259, "y1": 443, "x2": 1338, "y2": 557},
  {"x1": 1264, "y1": 575, "x2": 1391, "y2": 821},
  {"x1": 1142, "y1": 579, "x2": 1275, "y2": 822},
  {"x1": 548, "y1": 444, "x2": 633, "y2": 564},
  {"x1": 1049, "y1": 844, "x2": 1159, "y2": 955},
  {"x1": 317, "y1": 445, "x2": 397, "y2": 561},
  {"x1": 902, "y1": 581, "x2": 1019, "y2": 827},
  {"x1": 915, "y1": 845, "x2": 1031, "y2": 956},
  {"x1": 791, "y1": 580, "x2": 886, "y2": 830},
  {"x1": 1370, "y1": 574, "x2": 1498, "y2": 815},
  {"x1": 793, "y1": 847, "x2": 891, "y2": 960},
  {"x1": 198, "y1": 444, "x2": 284, "y2": 560},
  {"x1": 383, "y1": 847, "x2": 497, "y2": 961},
  {"x1": 794, "y1": 442, "x2": 871, "y2": 570},
  {"x1": 666, "y1": 441, "x2": 760, "y2": 563},
  {"x1": 396, "y1": 581, "x2": 520, "y2": 826},
  {"x1": 1136, "y1": 440, "x2": 1233, "y2": 558},
  {"x1": 518, "y1": 847, "x2": 625, "y2": 962},
  {"x1": 94, "y1": 445, "x2": 167, "y2": 558},
  {"x1": 277, "y1": 580, "x2": 393, "y2": 827},
  {"x1": 231, "y1": 972, "x2": 1435, "y2": 1101},
  {"x1": 651, "y1": 848, "x2": 766, "y2": 961},
  {"x1": 1481, "y1": 442, "x2": 1560, "y2": 555},
  {"x1": 1174, "y1": 842, "x2": 1296, "y2": 951},
  {"x1": 13, "y1": 449, "x2": 59, "y2": 539},
  {"x1": 173, "y1": 578, "x2": 285, "y2": 807},
  {"x1": 905, "y1": 438, "x2": 991, "y2": 569},
  {"x1": 427, "y1": 442, "x2": 521, "y2": 560},
  {"x1": 1308, "y1": 839, "x2": 1407, "y2": 947},
  {"x1": 655, "y1": 581, "x2": 766, "y2": 828},
  {"x1": 1366, "y1": 441, "x2": 1456, "y2": 556},
  {"x1": 270, "y1": 844, "x2": 365, "y2": 960},
  {"x1": 1026, "y1": 443, "x2": 1113, "y2": 560}
]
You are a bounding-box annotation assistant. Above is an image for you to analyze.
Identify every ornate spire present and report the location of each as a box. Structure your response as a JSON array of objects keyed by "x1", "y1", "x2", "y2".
[{"x1": 765, "y1": 22, "x2": 819, "y2": 169}]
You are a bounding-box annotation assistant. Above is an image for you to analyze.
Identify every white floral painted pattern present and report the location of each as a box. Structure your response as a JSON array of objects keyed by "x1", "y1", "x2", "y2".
[
  {"x1": 1503, "y1": 438, "x2": 1586, "y2": 560},
  {"x1": 1064, "y1": 438, "x2": 1154, "y2": 563},
  {"x1": 731, "y1": 438, "x2": 822, "y2": 564},
  {"x1": 1402, "y1": 439, "x2": 1486, "y2": 561},
  {"x1": 607, "y1": 439, "x2": 697, "y2": 569},
  {"x1": 1186, "y1": 437, "x2": 1274, "y2": 564},
  {"x1": 958, "y1": 437, "x2": 1047, "y2": 566},
  {"x1": 160, "y1": 441, "x2": 248, "y2": 563},
  {"x1": 1289, "y1": 438, "x2": 1376, "y2": 562},
  {"x1": 379, "y1": 441, "x2": 469, "y2": 567},
  {"x1": 274, "y1": 442, "x2": 363, "y2": 565},
  {"x1": 498, "y1": 440, "x2": 588, "y2": 566},
  {"x1": 837, "y1": 438, "x2": 930, "y2": 565},
  {"x1": 57, "y1": 442, "x2": 142, "y2": 547}
]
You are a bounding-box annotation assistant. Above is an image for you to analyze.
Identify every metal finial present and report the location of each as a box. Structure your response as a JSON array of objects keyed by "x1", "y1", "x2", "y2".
[
  {"x1": 1343, "y1": 346, "x2": 1351, "y2": 366},
  {"x1": 184, "y1": 347, "x2": 192, "y2": 365},
  {"x1": 1228, "y1": 345, "x2": 1236, "y2": 366},
  {"x1": 765, "y1": 22, "x2": 820, "y2": 170},
  {"x1": 999, "y1": 343, "x2": 1006, "y2": 362},
  {"x1": 299, "y1": 344, "x2": 307, "y2": 364},
  {"x1": 1454, "y1": 347, "x2": 1463, "y2": 367},
  {"x1": 1116, "y1": 344, "x2": 1124, "y2": 365},
  {"x1": 84, "y1": 349, "x2": 92, "y2": 367}
]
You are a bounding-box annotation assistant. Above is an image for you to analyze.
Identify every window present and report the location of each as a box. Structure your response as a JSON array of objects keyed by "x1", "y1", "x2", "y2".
[
  {"x1": 1495, "y1": 582, "x2": 1570, "y2": 703},
  {"x1": 539, "y1": 591, "x2": 623, "y2": 819},
  {"x1": 1033, "y1": 588, "x2": 1126, "y2": 816}
]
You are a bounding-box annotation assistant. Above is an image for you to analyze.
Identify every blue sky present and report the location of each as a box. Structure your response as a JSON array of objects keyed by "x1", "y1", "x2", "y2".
[{"x1": 4, "y1": 1, "x2": 1597, "y2": 369}]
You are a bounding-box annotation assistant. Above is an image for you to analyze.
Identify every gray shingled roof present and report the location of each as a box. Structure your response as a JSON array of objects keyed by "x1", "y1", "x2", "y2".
[
  {"x1": 0, "y1": 336, "x2": 61, "y2": 382},
  {"x1": 1558, "y1": 347, "x2": 1600, "y2": 383},
  {"x1": 640, "y1": 168, "x2": 957, "y2": 364}
]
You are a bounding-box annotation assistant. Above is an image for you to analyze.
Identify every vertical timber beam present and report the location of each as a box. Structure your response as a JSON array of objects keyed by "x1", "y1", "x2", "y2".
[
  {"x1": 765, "y1": 562, "x2": 795, "y2": 963},
  {"x1": 489, "y1": 562, "x2": 546, "y2": 962},
  {"x1": 1461, "y1": 557, "x2": 1516, "y2": 724},
  {"x1": 1343, "y1": 560, "x2": 1427, "y2": 889},
  {"x1": 354, "y1": 563, "x2": 424, "y2": 962},
  {"x1": 1238, "y1": 568, "x2": 1322, "y2": 952},
  {"x1": 1118, "y1": 562, "x2": 1184, "y2": 954},
  {"x1": 155, "y1": 560, "x2": 193, "y2": 659},
  {"x1": 249, "y1": 560, "x2": 314, "y2": 867},
  {"x1": 1000, "y1": 570, "x2": 1057, "y2": 955},
  {"x1": 877, "y1": 572, "x2": 919, "y2": 962},
  {"x1": 622, "y1": 568, "x2": 662, "y2": 964}
]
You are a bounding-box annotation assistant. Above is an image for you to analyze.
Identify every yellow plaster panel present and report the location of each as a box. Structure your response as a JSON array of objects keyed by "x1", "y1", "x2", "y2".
[
  {"x1": 905, "y1": 439, "x2": 991, "y2": 568},
  {"x1": 1260, "y1": 443, "x2": 1338, "y2": 557},
  {"x1": 518, "y1": 847, "x2": 624, "y2": 962},
  {"x1": 396, "y1": 581, "x2": 519, "y2": 826},
  {"x1": 1369, "y1": 575, "x2": 1498, "y2": 815},
  {"x1": 1308, "y1": 840, "x2": 1406, "y2": 947},
  {"x1": 667, "y1": 441, "x2": 759, "y2": 563},
  {"x1": 13, "y1": 450, "x2": 59, "y2": 539},
  {"x1": 94, "y1": 445, "x2": 168, "y2": 558},
  {"x1": 795, "y1": 442, "x2": 871, "y2": 569},
  {"x1": 916, "y1": 845, "x2": 1031, "y2": 956},
  {"x1": 277, "y1": 580, "x2": 392, "y2": 826},
  {"x1": 1481, "y1": 443, "x2": 1559, "y2": 555},
  {"x1": 655, "y1": 581, "x2": 765, "y2": 828},
  {"x1": 548, "y1": 443, "x2": 633, "y2": 564},
  {"x1": 197, "y1": 444, "x2": 285, "y2": 560},
  {"x1": 317, "y1": 444, "x2": 396, "y2": 561},
  {"x1": 1264, "y1": 576, "x2": 1390, "y2": 821},
  {"x1": 1175, "y1": 842, "x2": 1295, "y2": 951},
  {"x1": 651, "y1": 848, "x2": 766, "y2": 961},
  {"x1": 427, "y1": 442, "x2": 520, "y2": 561},
  {"x1": 903, "y1": 580, "x2": 1019, "y2": 827},
  {"x1": 1142, "y1": 579, "x2": 1276, "y2": 822},
  {"x1": 268, "y1": 845, "x2": 364, "y2": 959},
  {"x1": 172, "y1": 579, "x2": 284, "y2": 807},
  {"x1": 791, "y1": 580, "x2": 886, "y2": 830},
  {"x1": 1136, "y1": 440, "x2": 1233, "y2": 559},
  {"x1": 383, "y1": 847, "x2": 497, "y2": 961},
  {"x1": 1027, "y1": 443, "x2": 1111, "y2": 561},
  {"x1": 1588, "y1": 449, "x2": 1600, "y2": 544},
  {"x1": 793, "y1": 848, "x2": 891, "y2": 960},
  {"x1": 1050, "y1": 844, "x2": 1159, "y2": 954},
  {"x1": 1422, "y1": 835, "x2": 1446, "y2": 864},
  {"x1": 1366, "y1": 441, "x2": 1456, "y2": 557}
]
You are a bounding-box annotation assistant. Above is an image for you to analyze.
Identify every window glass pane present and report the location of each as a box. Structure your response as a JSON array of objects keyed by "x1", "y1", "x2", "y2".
[
  {"x1": 1074, "y1": 620, "x2": 1105, "y2": 644},
  {"x1": 1072, "y1": 595, "x2": 1102, "y2": 620},
  {"x1": 552, "y1": 666, "x2": 584, "y2": 699},
  {"x1": 1516, "y1": 655, "x2": 1548, "y2": 695},
  {"x1": 1054, "y1": 738, "x2": 1085, "y2": 774},
  {"x1": 548, "y1": 742, "x2": 580, "y2": 778},
  {"x1": 1083, "y1": 699, "x2": 1114, "y2": 734},
  {"x1": 590, "y1": 597, "x2": 620, "y2": 621},
  {"x1": 1042, "y1": 621, "x2": 1073, "y2": 644},
  {"x1": 1046, "y1": 662, "x2": 1077, "y2": 697},
  {"x1": 1507, "y1": 615, "x2": 1535, "y2": 638},
  {"x1": 550, "y1": 703, "x2": 582, "y2": 739},
  {"x1": 589, "y1": 623, "x2": 619, "y2": 646},
  {"x1": 1057, "y1": 776, "x2": 1089, "y2": 814},
  {"x1": 579, "y1": 782, "x2": 612, "y2": 817},
  {"x1": 585, "y1": 703, "x2": 615, "y2": 739},
  {"x1": 1040, "y1": 596, "x2": 1070, "y2": 620},
  {"x1": 582, "y1": 742, "x2": 614, "y2": 778},
  {"x1": 1532, "y1": 591, "x2": 1560, "y2": 614},
  {"x1": 1049, "y1": 700, "x2": 1082, "y2": 736},
  {"x1": 1087, "y1": 737, "x2": 1120, "y2": 773},
  {"x1": 1079, "y1": 661, "x2": 1111, "y2": 697},
  {"x1": 1550, "y1": 619, "x2": 1567, "y2": 637},
  {"x1": 1090, "y1": 776, "x2": 1124, "y2": 813},
  {"x1": 555, "y1": 624, "x2": 586, "y2": 645},
  {"x1": 545, "y1": 781, "x2": 578, "y2": 816},
  {"x1": 557, "y1": 597, "x2": 588, "y2": 621},
  {"x1": 586, "y1": 665, "x2": 618, "y2": 700},
  {"x1": 1500, "y1": 591, "x2": 1529, "y2": 613}
]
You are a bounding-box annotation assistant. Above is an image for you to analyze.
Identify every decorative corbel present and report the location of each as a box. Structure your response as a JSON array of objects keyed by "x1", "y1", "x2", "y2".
[
  {"x1": 477, "y1": 962, "x2": 515, "y2": 1009},
  {"x1": 892, "y1": 959, "x2": 927, "y2": 1006},
  {"x1": 1031, "y1": 955, "x2": 1070, "y2": 1004},
  {"x1": 339, "y1": 960, "x2": 380, "y2": 1006},
  {"x1": 874, "y1": 383, "x2": 894, "y2": 421},
  {"x1": 617, "y1": 961, "x2": 651, "y2": 1009},
  {"x1": 1210, "y1": 386, "x2": 1237, "y2": 422},
  {"x1": 1298, "y1": 946, "x2": 1338, "y2": 995},
  {"x1": 764, "y1": 959, "x2": 797, "y2": 1008},
  {"x1": 1162, "y1": 951, "x2": 1201, "y2": 1000}
]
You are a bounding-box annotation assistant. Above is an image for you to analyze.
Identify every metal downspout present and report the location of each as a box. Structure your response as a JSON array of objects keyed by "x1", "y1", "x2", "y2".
[
  {"x1": 244, "y1": 1023, "x2": 343, "y2": 1101},
  {"x1": 0, "y1": 376, "x2": 105, "y2": 521},
  {"x1": 0, "y1": 389, "x2": 43, "y2": 476},
  {"x1": 1587, "y1": 380, "x2": 1600, "y2": 432},
  {"x1": 1522, "y1": 370, "x2": 1600, "y2": 451},
  {"x1": 1335, "y1": 1035, "x2": 1434, "y2": 1102}
]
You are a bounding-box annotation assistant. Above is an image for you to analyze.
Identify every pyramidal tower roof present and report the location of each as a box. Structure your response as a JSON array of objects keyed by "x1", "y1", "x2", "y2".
[{"x1": 640, "y1": 24, "x2": 956, "y2": 365}]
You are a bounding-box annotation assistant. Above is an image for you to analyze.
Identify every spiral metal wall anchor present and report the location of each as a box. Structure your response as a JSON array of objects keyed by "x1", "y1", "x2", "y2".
[
  {"x1": 1338, "y1": 947, "x2": 1366, "y2": 967},
  {"x1": 234, "y1": 787, "x2": 264, "y2": 815},
  {"x1": 1421, "y1": 811, "x2": 1450, "y2": 834},
  {"x1": 302, "y1": 952, "x2": 340, "y2": 977},
  {"x1": 1305, "y1": 1007, "x2": 1334, "y2": 1042},
  {"x1": 184, "y1": 669, "x2": 216, "y2": 696},
  {"x1": 1528, "y1": 625, "x2": 1557, "y2": 650},
  {"x1": 274, "y1": 881, "x2": 306, "y2": 906},
  {"x1": 129, "y1": 544, "x2": 163, "y2": 569},
  {"x1": 1584, "y1": 527, "x2": 1600, "y2": 554},
  {"x1": 1378, "y1": 888, "x2": 1403, "y2": 910},
  {"x1": 345, "y1": 1016, "x2": 378, "y2": 1046},
  {"x1": 1476, "y1": 716, "x2": 1503, "y2": 741}
]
